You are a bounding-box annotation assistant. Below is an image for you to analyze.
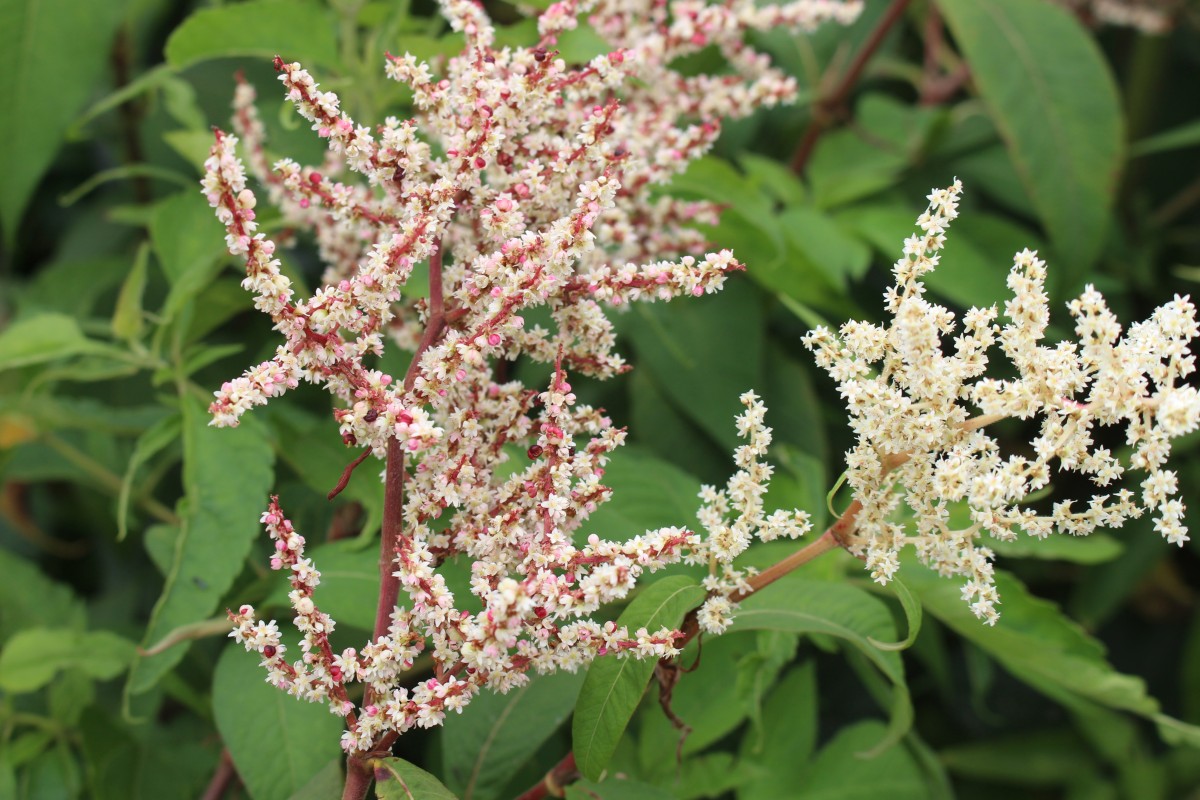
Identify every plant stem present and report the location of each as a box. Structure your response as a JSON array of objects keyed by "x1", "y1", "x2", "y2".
[
  {"x1": 42, "y1": 433, "x2": 180, "y2": 526},
  {"x1": 514, "y1": 752, "x2": 578, "y2": 800},
  {"x1": 343, "y1": 242, "x2": 446, "y2": 800},
  {"x1": 200, "y1": 750, "x2": 237, "y2": 800},
  {"x1": 790, "y1": 0, "x2": 912, "y2": 174}
]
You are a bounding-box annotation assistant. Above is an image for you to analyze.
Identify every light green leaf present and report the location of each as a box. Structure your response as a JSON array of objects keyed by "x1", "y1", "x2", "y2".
[
  {"x1": 0, "y1": 629, "x2": 135, "y2": 693},
  {"x1": 573, "y1": 576, "x2": 706, "y2": 780},
  {"x1": 0, "y1": 314, "x2": 111, "y2": 372},
  {"x1": 729, "y1": 579, "x2": 912, "y2": 755},
  {"x1": 213, "y1": 645, "x2": 343, "y2": 800},
  {"x1": 374, "y1": 757, "x2": 458, "y2": 800},
  {"x1": 443, "y1": 670, "x2": 584, "y2": 800},
  {"x1": 164, "y1": 0, "x2": 340, "y2": 70},
  {"x1": 265, "y1": 541, "x2": 386, "y2": 632},
  {"x1": 112, "y1": 243, "x2": 150, "y2": 341},
  {"x1": 867, "y1": 576, "x2": 921, "y2": 652},
  {"x1": 128, "y1": 395, "x2": 274, "y2": 694},
  {"x1": 936, "y1": 0, "x2": 1123, "y2": 273},
  {"x1": 0, "y1": 0, "x2": 126, "y2": 245},
  {"x1": 1130, "y1": 118, "x2": 1200, "y2": 158}
]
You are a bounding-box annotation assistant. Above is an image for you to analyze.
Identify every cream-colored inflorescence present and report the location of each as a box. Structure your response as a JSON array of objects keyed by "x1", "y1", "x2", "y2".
[
  {"x1": 803, "y1": 182, "x2": 1199, "y2": 625},
  {"x1": 214, "y1": 0, "x2": 861, "y2": 753}
]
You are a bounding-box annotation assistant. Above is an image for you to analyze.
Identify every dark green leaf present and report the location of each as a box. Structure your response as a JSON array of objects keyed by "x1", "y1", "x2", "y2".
[
  {"x1": 937, "y1": 0, "x2": 1123, "y2": 273},
  {"x1": 793, "y1": 721, "x2": 925, "y2": 800},
  {"x1": 0, "y1": 0, "x2": 126, "y2": 245},
  {"x1": 940, "y1": 728, "x2": 1098, "y2": 786},
  {"x1": 0, "y1": 550, "x2": 85, "y2": 645},
  {"x1": 164, "y1": 1, "x2": 340, "y2": 70},
  {"x1": 573, "y1": 576, "x2": 706, "y2": 780},
  {"x1": 374, "y1": 757, "x2": 458, "y2": 800},
  {"x1": 443, "y1": 670, "x2": 584, "y2": 800},
  {"x1": 565, "y1": 777, "x2": 674, "y2": 799},
  {"x1": 1130, "y1": 118, "x2": 1200, "y2": 158},
  {"x1": 729, "y1": 579, "x2": 912, "y2": 755},
  {"x1": 213, "y1": 645, "x2": 344, "y2": 800},
  {"x1": 128, "y1": 395, "x2": 274, "y2": 694},
  {"x1": 117, "y1": 413, "x2": 181, "y2": 541},
  {"x1": 584, "y1": 447, "x2": 703, "y2": 546},
  {"x1": 737, "y1": 663, "x2": 818, "y2": 800},
  {"x1": 265, "y1": 540, "x2": 380, "y2": 631}
]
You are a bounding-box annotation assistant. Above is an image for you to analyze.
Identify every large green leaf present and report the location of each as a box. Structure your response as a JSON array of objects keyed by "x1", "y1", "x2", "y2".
[
  {"x1": 442, "y1": 670, "x2": 584, "y2": 800},
  {"x1": 573, "y1": 576, "x2": 706, "y2": 780},
  {"x1": 728, "y1": 579, "x2": 912, "y2": 755},
  {"x1": 0, "y1": 314, "x2": 114, "y2": 373},
  {"x1": 937, "y1": 0, "x2": 1122, "y2": 274},
  {"x1": 0, "y1": 0, "x2": 126, "y2": 245},
  {"x1": 164, "y1": 0, "x2": 340, "y2": 70},
  {"x1": 264, "y1": 540, "x2": 380, "y2": 632},
  {"x1": 127, "y1": 395, "x2": 274, "y2": 694},
  {"x1": 584, "y1": 447, "x2": 703, "y2": 546},
  {"x1": 212, "y1": 645, "x2": 344, "y2": 800},
  {"x1": 374, "y1": 758, "x2": 458, "y2": 800},
  {"x1": 624, "y1": 278, "x2": 764, "y2": 452},
  {"x1": 905, "y1": 562, "x2": 1200, "y2": 748}
]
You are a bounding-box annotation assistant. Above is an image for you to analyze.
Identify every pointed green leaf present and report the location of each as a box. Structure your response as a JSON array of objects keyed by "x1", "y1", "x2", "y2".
[
  {"x1": 0, "y1": 314, "x2": 112, "y2": 372},
  {"x1": 374, "y1": 757, "x2": 458, "y2": 800},
  {"x1": 794, "y1": 721, "x2": 925, "y2": 800},
  {"x1": 936, "y1": 0, "x2": 1123, "y2": 273},
  {"x1": 128, "y1": 395, "x2": 274, "y2": 694},
  {"x1": 573, "y1": 576, "x2": 706, "y2": 780},
  {"x1": 213, "y1": 645, "x2": 343, "y2": 800}
]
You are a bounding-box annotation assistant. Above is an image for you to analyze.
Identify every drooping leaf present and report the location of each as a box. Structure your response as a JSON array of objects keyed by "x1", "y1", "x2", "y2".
[
  {"x1": 443, "y1": 670, "x2": 584, "y2": 800},
  {"x1": 573, "y1": 576, "x2": 706, "y2": 780},
  {"x1": 728, "y1": 578, "x2": 912, "y2": 755},
  {"x1": 374, "y1": 757, "x2": 458, "y2": 800},
  {"x1": 212, "y1": 645, "x2": 343, "y2": 800},
  {"x1": 127, "y1": 395, "x2": 274, "y2": 694},
  {"x1": 905, "y1": 562, "x2": 1200, "y2": 748},
  {"x1": 936, "y1": 0, "x2": 1123, "y2": 274},
  {"x1": 0, "y1": 0, "x2": 126, "y2": 245},
  {"x1": 867, "y1": 576, "x2": 921, "y2": 652},
  {"x1": 164, "y1": 0, "x2": 340, "y2": 70}
]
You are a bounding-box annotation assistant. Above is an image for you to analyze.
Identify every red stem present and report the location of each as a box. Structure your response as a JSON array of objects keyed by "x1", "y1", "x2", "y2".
[
  {"x1": 200, "y1": 750, "x2": 237, "y2": 800},
  {"x1": 328, "y1": 446, "x2": 373, "y2": 500},
  {"x1": 790, "y1": 0, "x2": 913, "y2": 174},
  {"x1": 514, "y1": 752, "x2": 578, "y2": 800}
]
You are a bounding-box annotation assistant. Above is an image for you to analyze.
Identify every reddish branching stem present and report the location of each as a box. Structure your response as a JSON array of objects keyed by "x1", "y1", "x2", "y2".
[
  {"x1": 328, "y1": 446, "x2": 373, "y2": 500},
  {"x1": 200, "y1": 750, "x2": 237, "y2": 800},
  {"x1": 790, "y1": 0, "x2": 913, "y2": 174},
  {"x1": 514, "y1": 752, "x2": 579, "y2": 800}
]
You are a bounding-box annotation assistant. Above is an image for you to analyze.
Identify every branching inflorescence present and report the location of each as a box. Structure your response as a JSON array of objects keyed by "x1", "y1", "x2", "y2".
[
  {"x1": 803, "y1": 182, "x2": 1199, "y2": 624},
  {"x1": 210, "y1": 0, "x2": 862, "y2": 755}
]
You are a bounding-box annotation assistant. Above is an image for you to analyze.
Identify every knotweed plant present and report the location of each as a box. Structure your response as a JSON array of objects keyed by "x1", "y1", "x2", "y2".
[{"x1": 206, "y1": 0, "x2": 862, "y2": 781}]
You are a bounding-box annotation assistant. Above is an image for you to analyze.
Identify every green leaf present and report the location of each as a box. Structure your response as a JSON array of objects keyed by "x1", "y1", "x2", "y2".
[
  {"x1": 164, "y1": 0, "x2": 340, "y2": 70},
  {"x1": 584, "y1": 447, "x2": 704, "y2": 546},
  {"x1": 117, "y1": 413, "x2": 181, "y2": 541},
  {"x1": 867, "y1": 576, "x2": 921, "y2": 652},
  {"x1": 443, "y1": 670, "x2": 584, "y2": 800},
  {"x1": 151, "y1": 190, "x2": 231, "y2": 322},
  {"x1": 0, "y1": 628, "x2": 135, "y2": 693},
  {"x1": 1130, "y1": 118, "x2": 1200, "y2": 158},
  {"x1": 793, "y1": 721, "x2": 925, "y2": 800},
  {"x1": 374, "y1": 757, "x2": 458, "y2": 800},
  {"x1": 940, "y1": 727, "x2": 1099, "y2": 786},
  {"x1": 288, "y1": 760, "x2": 345, "y2": 799},
  {"x1": 0, "y1": 314, "x2": 111, "y2": 372},
  {"x1": 128, "y1": 395, "x2": 274, "y2": 694},
  {"x1": 728, "y1": 579, "x2": 912, "y2": 756},
  {"x1": 213, "y1": 645, "x2": 344, "y2": 800},
  {"x1": 988, "y1": 530, "x2": 1122, "y2": 564},
  {"x1": 0, "y1": 0, "x2": 126, "y2": 245},
  {"x1": 573, "y1": 576, "x2": 706, "y2": 780},
  {"x1": 265, "y1": 540, "x2": 380, "y2": 631},
  {"x1": 905, "y1": 562, "x2": 1200, "y2": 748},
  {"x1": 737, "y1": 663, "x2": 818, "y2": 800},
  {"x1": 625, "y1": 278, "x2": 764, "y2": 452},
  {"x1": 112, "y1": 243, "x2": 150, "y2": 342},
  {"x1": 0, "y1": 550, "x2": 85, "y2": 645},
  {"x1": 936, "y1": 0, "x2": 1123, "y2": 273}
]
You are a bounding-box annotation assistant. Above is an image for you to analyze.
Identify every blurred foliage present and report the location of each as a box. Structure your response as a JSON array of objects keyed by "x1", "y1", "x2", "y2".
[{"x1": 2, "y1": 0, "x2": 1200, "y2": 798}]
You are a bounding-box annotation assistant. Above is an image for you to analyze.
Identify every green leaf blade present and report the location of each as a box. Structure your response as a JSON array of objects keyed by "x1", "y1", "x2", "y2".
[{"x1": 164, "y1": 1, "x2": 340, "y2": 70}]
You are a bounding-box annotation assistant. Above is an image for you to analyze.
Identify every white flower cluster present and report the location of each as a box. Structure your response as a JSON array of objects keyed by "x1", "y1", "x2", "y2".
[
  {"x1": 212, "y1": 0, "x2": 862, "y2": 753},
  {"x1": 1054, "y1": 0, "x2": 1180, "y2": 33},
  {"x1": 803, "y1": 182, "x2": 1199, "y2": 625},
  {"x1": 694, "y1": 391, "x2": 813, "y2": 634}
]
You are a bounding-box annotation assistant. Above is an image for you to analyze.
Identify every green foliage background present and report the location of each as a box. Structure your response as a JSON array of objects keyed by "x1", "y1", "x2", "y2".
[{"x1": 1, "y1": 0, "x2": 1199, "y2": 797}]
